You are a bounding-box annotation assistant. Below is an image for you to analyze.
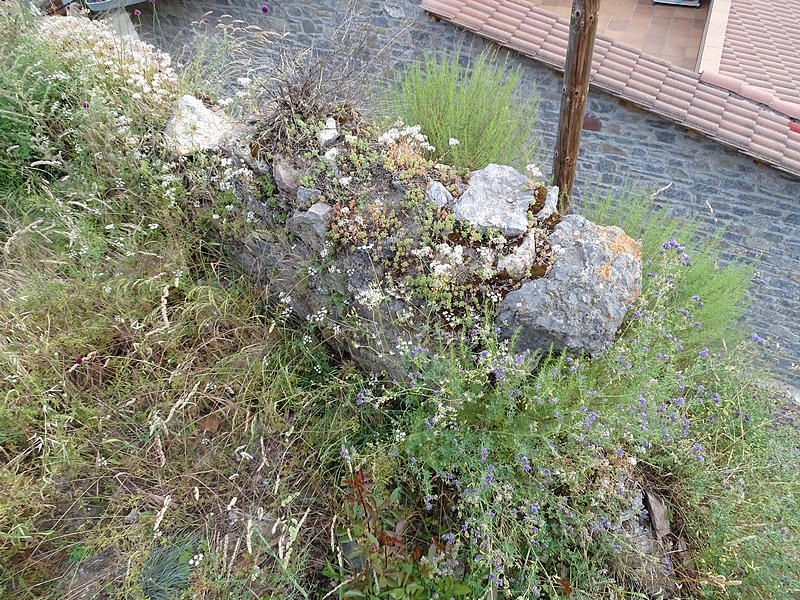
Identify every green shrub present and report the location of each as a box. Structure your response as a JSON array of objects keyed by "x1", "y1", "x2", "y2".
[
  {"x1": 584, "y1": 187, "x2": 755, "y2": 352},
  {"x1": 336, "y1": 197, "x2": 798, "y2": 599},
  {"x1": 385, "y1": 51, "x2": 538, "y2": 171}
]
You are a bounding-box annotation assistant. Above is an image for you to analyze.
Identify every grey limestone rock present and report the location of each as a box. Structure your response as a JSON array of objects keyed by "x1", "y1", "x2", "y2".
[
  {"x1": 318, "y1": 117, "x2": 339, "y2": 148},
  {"x1": 164, "y1": 95, "x2": 233, "y2": 156},
  {"x1": 273, "y1": 154, "x2": 301, "y2": 194},
  {"x1": 323, "y1": 147, "x2": 340, "y2": 166},
  {"x1": 496, "y1": 185, "x2": 559, "y2": 276},
  {"x1": 453, "y1": 163, "x2": 533, "y2": 237},
  {"x1": 286, "y1": 202, "x2": 332, "y2": 250},
  {"x1": 497, "y1": 228, "x2": 542, "y2": 276},
  {"x1": 497, "y1": 214, "x2": 642, "y2": 356},
  {"x1": 297, "y1": 186, "x2": 324, "y2": 206},
  {"x1": 536, "y1": 185, "x2": 559, "y2": 221},
  {"x1": 425, "y1": 180, "x2": 453, "y2": 208}
]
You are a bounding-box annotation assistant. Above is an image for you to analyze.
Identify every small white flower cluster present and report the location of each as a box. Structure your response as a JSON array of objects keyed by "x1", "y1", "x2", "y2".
[
  {"x1": 475, "y1": 246, "x2": 497, "y2": 280},
  {"x1": 188, "y1": 552, "x2": 204, "y2": 567},
  {"x1": 525, "y1": 163, "x2": 543, "y2": 179},
  {"x1": 306, "y1": 307, "x2": 328, "y2": 325},
  {"x1": 211, "y1": 156, "x2": 253, "y2": 192},
  {"x1": 430, "y1": 243, "x2": 464, "y2": 278},
  {"x1": 273, "y1": 290, "x2": 293, "y2": 323},
  {"x1": 377, "y1": 122, "x2": 435, "y2": 153},
  {"x1": 355, "y1": 282, "x2": 386, "y2": 309}
]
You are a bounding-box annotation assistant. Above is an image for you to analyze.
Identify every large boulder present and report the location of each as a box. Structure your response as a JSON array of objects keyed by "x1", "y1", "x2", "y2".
[
  {"x1": 453, "y1": 164, "x2": 533, "y2": 237},
  {"x1": 496, "y1": 214, "x2": 642, "y2": 356},
  {"x1": 164, "y1": 95, "x2": 233, "y2": 156}
]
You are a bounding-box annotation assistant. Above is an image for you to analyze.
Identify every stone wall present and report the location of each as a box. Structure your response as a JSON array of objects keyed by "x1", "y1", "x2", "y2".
[{"x1": 136, "y1": 0, "x2": 800, "y2": 383}]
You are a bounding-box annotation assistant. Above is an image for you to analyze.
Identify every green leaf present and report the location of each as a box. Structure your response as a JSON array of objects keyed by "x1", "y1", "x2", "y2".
[{"x1": 447, "y1": 583, "x2": 472, "y2": 596}]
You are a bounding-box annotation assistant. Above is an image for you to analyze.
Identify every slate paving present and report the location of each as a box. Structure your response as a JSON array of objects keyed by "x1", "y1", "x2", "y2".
[{"x1": 134, "y1": 0, "x2": 800, "y2": 384}]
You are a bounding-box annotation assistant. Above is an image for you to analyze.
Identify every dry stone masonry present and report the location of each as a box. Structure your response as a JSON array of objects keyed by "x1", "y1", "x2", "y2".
[{"x1": 168, "y1": 102, "x2": 645, "y2": 377}]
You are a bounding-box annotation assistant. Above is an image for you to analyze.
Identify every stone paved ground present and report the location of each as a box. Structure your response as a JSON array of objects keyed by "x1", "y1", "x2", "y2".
[{"x1": 133, "y1": 0, "x2": 800, "y2": 384}]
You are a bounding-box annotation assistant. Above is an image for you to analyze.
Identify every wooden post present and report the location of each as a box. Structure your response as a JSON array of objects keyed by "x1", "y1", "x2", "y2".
[{"x1": 552, "y1": 0, "x2": 599, "y2": 214}]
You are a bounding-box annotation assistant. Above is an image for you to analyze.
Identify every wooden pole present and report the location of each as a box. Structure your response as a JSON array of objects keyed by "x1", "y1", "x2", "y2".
[{"x1": 552, "y1": 0, "x2": 599, "y2": 214}]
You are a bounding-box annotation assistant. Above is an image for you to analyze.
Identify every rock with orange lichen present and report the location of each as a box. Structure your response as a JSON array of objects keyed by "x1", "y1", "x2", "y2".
[{"x1": 496, "y1": 214, "x2": 641, "y2": 357}]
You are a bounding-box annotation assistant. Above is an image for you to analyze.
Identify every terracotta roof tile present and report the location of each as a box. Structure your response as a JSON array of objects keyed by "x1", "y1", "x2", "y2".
[
  {"x1": 625, "y1": 87, "x2": 656, "y2": 108},
  {"x1": 714, "y1": 0, "x2": 800, "y2": 107},
  {"x1": 661, "y1": 73, "x2": 695, "y2": 96},
  {"x1": 700, "y1": 71, "x2": 742, "y2": 93},
  {"x1": 420, "y1": 0, "x2": 800, "y2": 178},
  {"x1": 591, "y1": 71, "x2": 626, "y2": 95},
  {"x1": 718, "y1": 120, "x2": 755, "y2": 141},
  {"x1": 628, "y1": 71, "x2": 662, "y2": 97},
  {"x1": 493, "y1": 10, "x2": 524, "y2": 29},
  {"x1": 464, "y1": 0, "x2": 494, "y2": 15},
  {"x1": 514, "y1": 27, "x2": 546, "y2": 51},
  {"x1": 480, "y1": 22, "x2": 512, "y2": 43},
  {"x1": 694, "y1": 87, "x2": 729, "y2": 103}
]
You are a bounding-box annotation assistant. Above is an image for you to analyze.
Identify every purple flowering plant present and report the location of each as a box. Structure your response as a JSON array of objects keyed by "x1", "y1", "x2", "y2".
[{"x1": 374, "y1": 216, "x2": 798, "y2": 597}]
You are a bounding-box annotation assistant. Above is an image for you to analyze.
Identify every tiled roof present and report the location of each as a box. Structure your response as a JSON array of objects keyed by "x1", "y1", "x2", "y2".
[
  {"x1": 420, "y1": 0, "x2": 800, "y2": 178},
  {"x1": 717, "y1": 0, "x2": 800, "y2": 107}
]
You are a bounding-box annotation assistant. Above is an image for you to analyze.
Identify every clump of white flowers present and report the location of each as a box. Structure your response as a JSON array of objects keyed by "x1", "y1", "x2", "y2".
[
  {"x1": 188, "y1": 552, "x2": 204, "y2": 567},
  {"x1": 429, "y1": 242, "x2": 464, "y2": 279},
  {"x1": 377, "y1": 121, "x2": 436, "y2": 153},
  {"x1": 525, "y1": 163, "x2": 544, "y2": 187},
  {"x1": 36, "y1": 13, "x2": 178, "y2": 107}
]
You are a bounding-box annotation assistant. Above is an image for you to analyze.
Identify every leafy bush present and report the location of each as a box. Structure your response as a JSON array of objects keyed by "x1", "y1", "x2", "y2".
[
  {"x1": 584, "y1": 188, "x2": 756, "y2": 354},
  {"x1": 385, "y1": 51, "x2": 538, "y2": 171}
]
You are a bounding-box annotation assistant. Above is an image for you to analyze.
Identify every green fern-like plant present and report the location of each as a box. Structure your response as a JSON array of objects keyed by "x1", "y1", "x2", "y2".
[{"x1": 385, "y1": 51, "x2": 538, "y2": 171}]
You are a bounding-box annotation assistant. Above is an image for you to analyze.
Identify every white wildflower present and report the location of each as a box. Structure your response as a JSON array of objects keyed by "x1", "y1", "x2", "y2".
[{"x1": 525, "y1": 164, "x2": 543, "y2": 179}]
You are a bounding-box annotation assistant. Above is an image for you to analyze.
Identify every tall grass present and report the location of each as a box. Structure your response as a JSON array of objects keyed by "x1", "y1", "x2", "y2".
[{"x1": 385, "y1": 51, "x2": 538, "y2": 171}]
